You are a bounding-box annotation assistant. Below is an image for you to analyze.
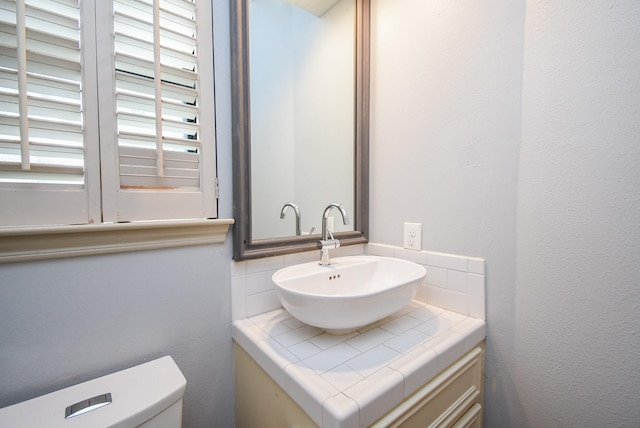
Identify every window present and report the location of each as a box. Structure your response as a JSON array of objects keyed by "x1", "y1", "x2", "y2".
[{"x1": 0, "y1": 0, "x2": 217, "y2": 228}]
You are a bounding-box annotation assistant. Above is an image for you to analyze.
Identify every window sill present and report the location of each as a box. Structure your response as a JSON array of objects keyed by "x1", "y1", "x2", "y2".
[{"x1": 0, "y1": 218, "x2": 235, "y2": 263}]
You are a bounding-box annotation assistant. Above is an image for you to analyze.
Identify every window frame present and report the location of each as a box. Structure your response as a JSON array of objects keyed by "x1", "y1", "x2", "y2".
[
  {"x1": 0, "y1": 218, "x2": 234, "y2": 263},
  {"x1": 0, "y1": 0, "x2": 232, "y2": 260}
]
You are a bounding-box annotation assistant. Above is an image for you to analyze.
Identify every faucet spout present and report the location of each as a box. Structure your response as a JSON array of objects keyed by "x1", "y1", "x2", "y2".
[
  {"x1": 318, "y1": 202, "x2": 349, "y2": 266},
  {"x1": 321, "y1": 202, "x2": 350, "y2": 241},
  {"x1": 280, "y1": 202, "x2": 301, "y2": 236}
]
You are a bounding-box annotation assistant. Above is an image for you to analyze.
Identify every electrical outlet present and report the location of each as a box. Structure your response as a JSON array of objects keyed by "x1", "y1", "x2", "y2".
[{"x1": 403, "y1": 222, "x2": 422, "y2": 250}]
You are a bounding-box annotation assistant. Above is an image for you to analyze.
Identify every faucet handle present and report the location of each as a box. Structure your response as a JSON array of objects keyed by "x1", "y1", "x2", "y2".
[{"x1": 317, "y1": 239, "x2": 340, "y2": 250}]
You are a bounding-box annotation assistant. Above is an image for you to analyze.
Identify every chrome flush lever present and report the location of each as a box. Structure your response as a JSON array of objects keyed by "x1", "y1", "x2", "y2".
[{"x1": 65, "y1": 393, "x2": 112, "y2": 419}]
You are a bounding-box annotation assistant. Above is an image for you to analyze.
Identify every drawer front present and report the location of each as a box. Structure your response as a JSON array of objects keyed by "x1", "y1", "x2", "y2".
[
  {"x1": 374, "y1": 344, "x2": 484, "y2": 428},
  {"x1": 453, "y1": 403, "x2": 483, "y2": 428}
]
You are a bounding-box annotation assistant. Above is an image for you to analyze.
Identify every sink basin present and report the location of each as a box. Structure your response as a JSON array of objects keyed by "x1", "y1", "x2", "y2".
[{"x1": 272, "y1": 256, "x2": 427, "y2": 334}]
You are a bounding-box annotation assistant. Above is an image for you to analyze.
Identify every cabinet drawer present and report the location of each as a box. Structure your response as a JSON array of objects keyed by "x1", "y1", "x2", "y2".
[
  {"x1": 453, "y1": 403, "x2": 482, "y2": 428},
  {"x1": 373, "y1": 345, "x2": 484, "y2": 428}
]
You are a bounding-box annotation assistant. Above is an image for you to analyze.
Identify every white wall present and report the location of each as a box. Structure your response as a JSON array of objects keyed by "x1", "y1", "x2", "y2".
[
  {"x1": 371, "y1": 0, "x2": 640, "y2": 426},
  {"x1": 370, "y1": 0, "x2": 524, "y2": 424},
  {"x1": 0, "y1": 1, "x2": 237, "y2": 426},
  {"x1": 514, "y1": 1, "x2": 640, "y2": 426}
]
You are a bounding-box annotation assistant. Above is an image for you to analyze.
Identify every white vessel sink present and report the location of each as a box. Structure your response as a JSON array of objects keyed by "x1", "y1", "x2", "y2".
[{"x1": 272, "y1": 256, "x2": 427, "y2": 334}]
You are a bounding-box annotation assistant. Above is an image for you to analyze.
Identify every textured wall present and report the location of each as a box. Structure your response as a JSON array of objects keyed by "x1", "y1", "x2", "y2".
[
  {"x1": 514, "y1": 1, "x2": 640, "y2": 426},
  {"x1": 0, "y1": 245, "x2": 235, "y2": 427},
  {"x1": 369, "y1": 0, "x2": 525, "y2": 425},
  {"x1": 370, "y1": 0, "x2": 640, "y2": 426}
]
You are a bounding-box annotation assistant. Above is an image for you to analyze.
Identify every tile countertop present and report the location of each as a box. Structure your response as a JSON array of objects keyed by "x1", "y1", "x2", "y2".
[{"x1": 232, "y1": 300, "x2": 486, "y2": 428}]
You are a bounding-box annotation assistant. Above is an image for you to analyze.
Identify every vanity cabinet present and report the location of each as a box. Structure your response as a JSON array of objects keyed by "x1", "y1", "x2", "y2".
[
  {"x1": 234, "y1": 343, "x2": 484, "y2": 428},
  {"x1": 235, "y1": 344, "x2": 316, "y2": 427},
  {"x1": 372, "y1": 345, "x2": 484, "y2": 427}
]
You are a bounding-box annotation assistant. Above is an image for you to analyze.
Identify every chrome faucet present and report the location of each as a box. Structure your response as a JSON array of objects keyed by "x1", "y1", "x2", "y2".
[
  {"x1": 280, "y1": 202, "x2": 301, "y2": 236},
  {"x1": 317, "y1": 202, "x2": 350, "y2": 266}
]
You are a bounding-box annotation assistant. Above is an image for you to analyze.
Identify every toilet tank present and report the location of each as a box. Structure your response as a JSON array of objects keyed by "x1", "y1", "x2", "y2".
[{"x1": 0, "y1": 356, "x2": 187, "y2": 428}]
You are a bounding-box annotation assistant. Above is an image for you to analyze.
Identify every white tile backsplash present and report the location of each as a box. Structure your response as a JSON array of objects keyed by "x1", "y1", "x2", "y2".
[
  {"x1": 447, "y1": 269, "x2": 469, "y2": 293},
  {"x1": 393, "y1": 247, "x2": 428, "y2": 264},
  {"x1": 427, "y1": 251, "x2": 468, "y2": 272},
  {"x1": 246, "y1": 255, "x2": 284, "y2": 274},
  {"x1": 246, "y1": 290, "x2": 280, "y2": 318},
  {"x1": 468, "y1": 257, "x2": 486, "y2": 275},
  {"x1": 365, "y1": 243, "x2": 395, "y2": 257},
  {"x1": 339, "y1": 243, "x2": 367, "y2": 257},
  {"x1": 231, "y1": 243, "x2": 486, "y2": 321},
  {"x1": 425, "y1": 285, "x2": 469, "y2": 315},
  {"x1": 284, "y1": 250, "x2": 321, "y2": 265},
  {"x1": 245, "y1": 270, "x2": 269, "y2": 295},
  {"x1": 469, "y1": 273, "x2": 487, "y2": 320},
  {"x1": 425, "y1": 265, "x2": 448, "y2": 288}
]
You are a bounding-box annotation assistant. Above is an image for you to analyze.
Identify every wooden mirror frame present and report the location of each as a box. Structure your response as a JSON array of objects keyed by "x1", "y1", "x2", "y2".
[{"x1": 231, "y1": 0, "x2": 370, "y2": 260}]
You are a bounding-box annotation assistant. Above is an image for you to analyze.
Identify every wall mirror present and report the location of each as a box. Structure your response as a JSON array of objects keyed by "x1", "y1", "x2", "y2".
[{"x1": 231, "y1": 0, "x2": 369, "y2": 259}]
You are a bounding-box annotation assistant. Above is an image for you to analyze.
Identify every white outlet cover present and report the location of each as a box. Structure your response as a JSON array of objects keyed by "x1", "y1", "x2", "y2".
[{"x1": 403, "y1": 222, "x2": 422, "y2": 251}]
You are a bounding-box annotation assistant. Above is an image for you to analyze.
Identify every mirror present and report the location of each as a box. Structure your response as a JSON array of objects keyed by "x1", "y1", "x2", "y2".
[{"x1": 231, "y1": 0, "x2": 369, "y2": 260}]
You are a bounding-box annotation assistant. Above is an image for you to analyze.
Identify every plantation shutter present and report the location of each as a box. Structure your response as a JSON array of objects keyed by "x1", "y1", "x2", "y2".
[
  {"x1": 0, "y1": 0, "x2": 100, "y2": 226},
  {"x1": 97, "y1": 0, "x2": 217, "y2": 222}
]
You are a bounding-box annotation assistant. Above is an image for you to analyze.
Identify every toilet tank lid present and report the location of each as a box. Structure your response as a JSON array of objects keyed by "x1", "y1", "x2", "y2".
[{"x1": 0, "y1": 356, "x2": 186, "y2": 427}]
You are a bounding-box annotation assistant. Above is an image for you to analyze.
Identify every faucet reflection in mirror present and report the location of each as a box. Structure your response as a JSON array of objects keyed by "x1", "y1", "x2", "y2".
[
  {"x1": 280, "y1": 202, "x2": 301, "y2": 236},
  {"x1": 318, "y1": 202, "x2": 349, "y2": 265}
]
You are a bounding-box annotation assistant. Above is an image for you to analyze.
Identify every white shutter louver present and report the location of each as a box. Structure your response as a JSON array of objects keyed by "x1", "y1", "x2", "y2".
[
  {"x1": 114, "y1": 0, "x2": 201, "y2": 190},
  {"x1": 97, "y1": 0, "x2": 216, "y2": 222},
  {"x1": 0, "y1": 0, "x2": 82, "y2": 184},
  {"x1": 0, "y1": 0, "x2": 100, "y2": 227},
  {"x1": 0, "y1": 0, "x2": 215, "y2": 227}
]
